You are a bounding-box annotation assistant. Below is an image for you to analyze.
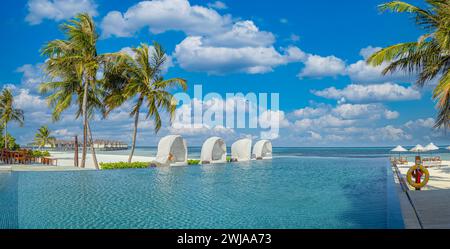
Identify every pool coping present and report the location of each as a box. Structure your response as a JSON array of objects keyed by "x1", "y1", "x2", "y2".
[{"x1": 391, "y1": 163, "x2": 422, "y2": 229}]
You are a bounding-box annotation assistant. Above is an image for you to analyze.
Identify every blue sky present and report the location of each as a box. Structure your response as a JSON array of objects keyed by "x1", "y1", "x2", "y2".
[{"x1": 0, "y1": 0, "x2": 448, "y2": 147}]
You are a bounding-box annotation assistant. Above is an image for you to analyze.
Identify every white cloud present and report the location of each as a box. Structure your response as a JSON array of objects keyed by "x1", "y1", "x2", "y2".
[
  {"x1": 289, "y1": 34, "x2": 300, "y2": 42},
  {"x1": 207, "y1": 1, "x2": 228, "y2": 10},
  {"x1": 294, "y1": 114, "x2": 356, "y2": 129},
  {"x1": 312, "y1": 83, "x2": 421, "y2": 102},
  {"x1": 346, "y1": 46, "x2": 414, "y2": 84},
  {"x1": 298, "y1": 54, "x2": 346, "y2": 78},
  {"x1": 404, "y1": 118, "x2": 435, "y2": 129},
  {"x1": 258, "y1": 110, "x2": 290, "y2": 128},
  {"x1": 359, "y1": 46, "x2": 382, "y2": 60},
  {"x1": 16, "y1": 64, "x2": 47, "y2": 91},
  {"x1": 203, "y1": 21, "x2": 275, "y2": 48},
  {"x1": 370, "y1": 125, "x2": 412, "y2": 141},
  {"x1": 26, "y1": 0, "x2": 98, "y2": 25},
  {"x1": 297, "y1": 46, "x2": 415, "y2": 83},
  {"x1": 13, "y1": 88, "x2": 47, "y2": 111},
  {"x1": 102, "y1": 0, "x2": 304, "y2": 75},
  {"x1": 333, "y1": 103, "x2": 399, "y2": 120},
  {"x1": 346, "y1": 60, "x2": 413, "y2": 84},
  {"x1": 174, "y1": 36, "x2": 303, "y2": 74},
  {"x1": 101, "y1": 0, "x2": 231, "y2": 38}
]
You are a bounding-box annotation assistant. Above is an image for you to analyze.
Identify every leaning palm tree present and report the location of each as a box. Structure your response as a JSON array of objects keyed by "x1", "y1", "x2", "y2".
[
  {"x1": 41, "y1": 13, "x2": 116, "y2": 168},
  {"x1": 367, "y1": 0, "x2": 450, "y2": 129},
  {"x1": 0, "y1": 89, "x2": 24, "y2": 149},
  {"x1": 103, "y1": 43, "x2": 187, "y2": 163},
  {"x1": 39, "y1": 67, "x2": 106, "y2": 169},
  {"x1": 34, "y1": 125, "x2": 56, "y2": 149}
]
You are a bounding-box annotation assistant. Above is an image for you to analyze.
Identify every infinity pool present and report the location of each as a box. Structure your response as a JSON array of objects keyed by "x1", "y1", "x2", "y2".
[{"x1": 0, "y1": 156, "x2": 403, "y2": 229}]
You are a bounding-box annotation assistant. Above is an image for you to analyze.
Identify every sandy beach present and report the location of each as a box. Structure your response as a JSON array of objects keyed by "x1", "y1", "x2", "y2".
[
  {"x1": 395, "y1": 161, "x2": 450, "y2": 190},
  {"x1": 49, "y1": 151, "x2": 156, "y2": 169}
]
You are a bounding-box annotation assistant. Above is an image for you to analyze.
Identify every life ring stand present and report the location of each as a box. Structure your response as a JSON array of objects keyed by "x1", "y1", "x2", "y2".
[{"x1": 406, "y1": 165, "x2": 429, "y2": 189}]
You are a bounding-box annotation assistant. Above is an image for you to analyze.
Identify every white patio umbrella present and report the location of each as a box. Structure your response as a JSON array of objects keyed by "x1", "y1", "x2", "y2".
[
  {"x1": 410, "y1": 144, "x2": 427, "y2": 155},
  {"x1": 391, "y1": 145, "x2": 407, "y2": 158},
  {"x1": 425, "y1": 143, "x2": 439, "y2": 151}
]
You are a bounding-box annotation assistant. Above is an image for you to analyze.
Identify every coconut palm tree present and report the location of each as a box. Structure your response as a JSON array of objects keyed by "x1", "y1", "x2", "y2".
[
  {"x1": 34, "y1": 125, "x2": 56, "y2": 149},
  {"x1": 103, "y1": 43, "x2": 187, "y2": 163},
  {"x1": 0, "y1": 88, "x2": 24, "y2": 149},
  {"x1": 367, "y1": 0, "x2": 450, "y2": 129},
  {"x1": 41, "y1": 13, "x2": 116, "y2": 168}
]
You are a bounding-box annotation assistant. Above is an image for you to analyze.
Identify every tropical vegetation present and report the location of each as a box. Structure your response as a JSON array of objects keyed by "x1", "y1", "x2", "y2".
[
  {"x1": 103, "y1": 43, "x2": 187, "y2": 163},
  {"x1": 367, "y1": 0, "x2": 450, "y2": 129},
  {"x1": 100, "y1": 161, "x2": 152, "y2": 170},
  {"x1": 40, "y1": 13, "x2": 121, "y2": 169},
  {"x1": 187, "y1": 159, "x2": 201, "y2": 165},
  {"x1": 34, "y1": 125, "x2": 56, "y2": 148},
  {"x1": 0, "y1": 88, "x2": 24, "y2": 149},
  {"x1": 0, "y1": 131, "x2": 20, "y2": 150},
  {"x1": 30, "y1": 150, "x2": 51, "y2": 158},
  {"x1": 39, "y1": 13, "x2": 186, "y2": 168}
]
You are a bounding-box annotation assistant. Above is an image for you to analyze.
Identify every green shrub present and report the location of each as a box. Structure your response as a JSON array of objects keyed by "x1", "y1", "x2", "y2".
[
  {"x1": 100, "y1": 162, "x2": 151, "y2": 170},
  {"x1": 188, "y1": 159, "x2": 201, "y2": 165},
  {"x1": 30, "y1": 150, "x2": 51, "y2": 157},
  {"x1": 188, "y1": 159, "x2": 200, "y2": 165}
]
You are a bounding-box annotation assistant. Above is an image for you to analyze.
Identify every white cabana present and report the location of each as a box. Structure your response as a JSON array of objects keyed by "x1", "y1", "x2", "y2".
[
  {"x1": 410, "y1": 144, "x2": 427, "y2": 154},
  {"x1": 425, "y1": 143, "x2": 439, "y2": 151},
  {"x1": 231, "y1": 138, "x2": 252, "y2": 162},
  {"x1": 252, "y1": 140, "x2": 273, "y2": 160},
  {"x1": 200, "y1": 137, "x2": 227, "y2": 164},
  {"x1": 152, "y1": 135, "x2": 188, "y2": 167}
]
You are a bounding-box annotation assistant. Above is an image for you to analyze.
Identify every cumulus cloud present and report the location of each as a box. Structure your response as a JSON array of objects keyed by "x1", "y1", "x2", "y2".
[
  {"x1": 258, "y1": 110, "x2": 290, "y2": 128},
  {"x1": 13, "y1": 88, "x2": 47, "y2": 111},
  {"x1": 16, "y1": 64, "x2": 47, "y2": 91},
  {"x1": 297, "y1": 46, "x2": 415, "y2": 83},
  {"x1": 404, "y1": 118, "x2": 435, "y2": 129},
  {"x1": 312, "y1": 83, "x2": 421, "y2": 103},
  {"x1": 174, "y1": 36, "x2": 304, "y2": 74},
  {"x1": 101, "y1": 0, "x2": 231, "y2": 38},
  {"x1": 26, "y1": 0, "x2": 98, "y2": 25},
  {"x1": 346, "y1": 59, "x2": 413, "y2": 84},
  {"x1": 346, "y1": 46, "x2": 414, "y2": 84},
  {"x1": 370, "y1": 125, "x2": 412, "y2": 141},
  {"x1": 202, "y1": 21, "x2": 275, "y2": 48},
  {"x1": 359, "y1": 46, "x2": 382, "y2": 60},
  {"x1": 101, "y1": 0, "x2": 303, "y2": 75},
  {"x1": 298, "y1": 54, "x2": 346, "y2": 78},
  {"x1": 207, "y1": 1, "x2": 228, "y2": 10}
]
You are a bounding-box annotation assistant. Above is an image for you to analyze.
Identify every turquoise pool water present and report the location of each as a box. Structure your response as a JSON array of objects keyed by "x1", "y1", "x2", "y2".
[{"x1": 0, "y1": 149, "x2": 407, "y2": 229}]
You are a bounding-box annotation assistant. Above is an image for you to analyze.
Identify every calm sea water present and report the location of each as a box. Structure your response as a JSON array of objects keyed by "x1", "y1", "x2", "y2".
[{"x1": 2, "y1": 147, "x2": 448, "y2": 229}]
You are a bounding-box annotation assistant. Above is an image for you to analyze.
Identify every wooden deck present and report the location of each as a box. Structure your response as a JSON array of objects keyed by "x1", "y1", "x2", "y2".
[
  {"x1": 392, "y1": 162, "x2": 450, "y2": 229},
  {"x1": 408, "y1": 190, "x2": 450, "y2": 228}
]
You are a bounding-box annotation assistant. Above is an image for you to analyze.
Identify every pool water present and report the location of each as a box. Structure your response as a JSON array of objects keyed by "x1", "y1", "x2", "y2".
[{"x1": 0, "y1": 155, "x2": 404, "y2": 229}]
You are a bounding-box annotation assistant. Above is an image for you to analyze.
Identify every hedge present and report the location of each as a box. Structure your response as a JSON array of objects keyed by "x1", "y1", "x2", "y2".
[{"x1": 100, "y1": 162, "x2": 151, "y2": 170}]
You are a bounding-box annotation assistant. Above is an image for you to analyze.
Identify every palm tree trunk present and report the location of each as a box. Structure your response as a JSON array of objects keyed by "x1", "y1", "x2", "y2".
[
  {"x1": 128, "y1": 108, "x2": 140, "y2": 163},
  {"x1": 4, "y1": 123, "x2": 7, "y2": 149},
  {"x1": 87, "y1": 122, "x2": 99, "y2": 170},
  {"x1": 80, "y1": 75, "x2": 89, "y2": 168}
]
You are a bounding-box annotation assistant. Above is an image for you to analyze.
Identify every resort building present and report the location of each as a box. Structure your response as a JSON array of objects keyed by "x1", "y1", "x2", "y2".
[{"x1": 42, "y1": 139, "x2": 128, "y2": 151}]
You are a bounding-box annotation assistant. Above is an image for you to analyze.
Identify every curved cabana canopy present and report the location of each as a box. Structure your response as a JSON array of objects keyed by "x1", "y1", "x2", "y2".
[
  {"x1": 152, "y1": 135, "x2": 188, "y2": 166},
  {"x1": 231, "y1": 138, "x2": 252, "y2": 162},
  {"x1": 200, "y1": 137, "x2": 227, "y2": 164},
  {"x1": 252, "y1": 140, "x2": 273, "y2": 160}
]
